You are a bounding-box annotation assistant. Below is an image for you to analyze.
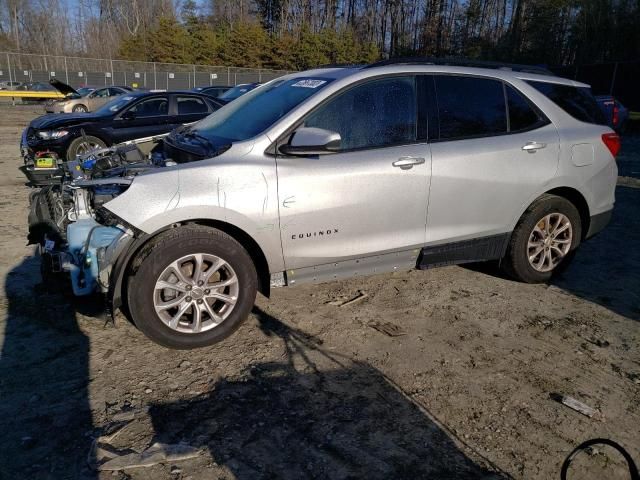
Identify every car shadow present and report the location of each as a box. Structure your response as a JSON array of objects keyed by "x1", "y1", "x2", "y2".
[
  {"x1": 465, "y1": 186, "x2": 639, "y2": 321},
  {"x1": 553, "y1": 186, "x2": 640, "y2": 321},
  {"x1": 146, "y1": 306, "x2": 507, "y2": 479},
  {"x1": 0, "y1": 256, "x2": 96, "y2": 479}
]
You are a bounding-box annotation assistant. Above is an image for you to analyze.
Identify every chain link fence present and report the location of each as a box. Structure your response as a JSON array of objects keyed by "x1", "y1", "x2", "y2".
[{"x1": 0, "y1": 52, "x2": 295, "y2": 90}]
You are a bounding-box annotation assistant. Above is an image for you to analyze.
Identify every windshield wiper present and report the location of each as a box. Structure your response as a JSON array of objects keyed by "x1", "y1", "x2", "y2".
[
  {"x1": 182, "y1": 130, "x2": 220, "y2": 154},
  {"x1": 173, "y1": 129, "x2": 231, "y2": 157}
]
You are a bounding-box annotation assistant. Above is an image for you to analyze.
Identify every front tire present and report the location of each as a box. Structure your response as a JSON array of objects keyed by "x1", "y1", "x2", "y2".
[
  {"x1": 127, "y1": 226, "x2": 257, "y2": 349},
  {"x1": 502, "y1": 194, "x2": 581, "y2": 283},
  {"x1": 72, "y1": 104, "x2": 88, "y2": 113},
  {"x1": 66, "y1": 135, "x2": 107, "y2": 161}
]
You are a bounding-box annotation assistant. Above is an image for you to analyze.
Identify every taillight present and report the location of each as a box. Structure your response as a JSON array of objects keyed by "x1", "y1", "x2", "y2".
[
  {"x1": 612, "y1": 104, "x2": 619, "y2": 126},
  {"x1": 602, "y1": 133, "x2": 621, "y2": 158}
]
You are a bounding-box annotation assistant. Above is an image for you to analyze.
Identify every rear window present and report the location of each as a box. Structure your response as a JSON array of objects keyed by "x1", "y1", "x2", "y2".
[
  {"x1": 526, "y1": 81, "x2": 606, "y2": 125},
  {"x1": 435, "y1": 76, "x2": 507, "y2": 140}
]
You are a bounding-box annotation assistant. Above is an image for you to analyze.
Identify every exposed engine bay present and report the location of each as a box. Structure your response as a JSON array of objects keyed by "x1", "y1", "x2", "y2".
[{"x1": 27, "y1": 138, "x2": 174, "y2": 296}]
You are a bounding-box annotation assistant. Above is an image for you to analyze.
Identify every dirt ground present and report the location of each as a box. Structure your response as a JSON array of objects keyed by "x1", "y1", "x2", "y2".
[{"x1": 0, "y1": 104, "x2": 638, "y2": 480}]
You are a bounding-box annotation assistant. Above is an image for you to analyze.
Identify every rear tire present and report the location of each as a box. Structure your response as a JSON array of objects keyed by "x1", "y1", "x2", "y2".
[
  {"x1": 66, "y1": 135, "x2": 106, "y2": 161},
  {"x1": 502, "y1": 194, "x2": 581, "y2": 283},
  {"x1": 127, "y1": 226, "x2": 257, "y2": 349}
]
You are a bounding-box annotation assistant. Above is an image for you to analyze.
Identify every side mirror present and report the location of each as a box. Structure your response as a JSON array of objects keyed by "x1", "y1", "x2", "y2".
[
  {"x1": 121, "y1": 110, "x2": 136, "y2": 121},
  {"x1": 279, "y1": 127, "x2": 341, "y2": 156}
]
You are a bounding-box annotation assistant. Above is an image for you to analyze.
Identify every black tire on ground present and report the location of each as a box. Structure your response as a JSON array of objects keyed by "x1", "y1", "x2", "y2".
[
  {"x1": 65, "y1": 135, "x2": 106, "y2": 161},
  {"x1": 502, "y1": 194, "x2": 582, "y2": 283},
  {"x1": 127, "y1": 225, "x2": 258, "y2": 349},
  {"x1": 72, "y1": 104, "x2": 88, "y2": 113}
]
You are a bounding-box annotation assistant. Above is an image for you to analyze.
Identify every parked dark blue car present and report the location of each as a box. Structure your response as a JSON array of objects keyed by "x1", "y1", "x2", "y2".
[
  {"x1": 595, "y1": 95, "x2": 629, "y2": 133},
  {"x1": 21, "y1": 91, "x2": 222, "y2": 164}
]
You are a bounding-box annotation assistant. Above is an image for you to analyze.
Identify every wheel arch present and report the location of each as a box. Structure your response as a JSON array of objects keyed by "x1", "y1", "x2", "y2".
[
  {"x1": 186, "y1": 219, "x2": 271, "y2": 298},
  {"x1": 543, "y1": 186, "x2": 591, "y2": 239},
  {"x1": 110, "y1": 219, "x2": 272, "y2": 320}
]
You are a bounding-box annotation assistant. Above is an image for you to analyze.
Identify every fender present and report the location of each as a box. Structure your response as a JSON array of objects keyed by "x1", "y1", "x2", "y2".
[
  {"x1": 507, "y1": 176, "x2": 592, "y2": 233},
  {"x1": 107, "y1": 219, "x2": 276, "y2": 318},
  {"x1": 108, "y1": 230, "x2": 158, "y2": 318}
]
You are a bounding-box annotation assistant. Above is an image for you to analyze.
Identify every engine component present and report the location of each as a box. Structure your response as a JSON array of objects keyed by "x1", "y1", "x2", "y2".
[{"x1": 26, "y1": 139, "x2": 166, "y2": 296}]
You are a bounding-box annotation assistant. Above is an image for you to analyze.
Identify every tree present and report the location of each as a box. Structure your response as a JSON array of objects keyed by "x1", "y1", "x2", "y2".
[
  {"x1": 217, "y1": 22, "x2": 273, "y2": 68},
  {"x1": 3, "y1": 0, "x2": 640, "y2": 70}
]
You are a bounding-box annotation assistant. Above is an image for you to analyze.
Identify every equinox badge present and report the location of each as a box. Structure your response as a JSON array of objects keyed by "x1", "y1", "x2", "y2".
[{"x1": 291, "y1": 229, "x2": 339, "y2": 240}]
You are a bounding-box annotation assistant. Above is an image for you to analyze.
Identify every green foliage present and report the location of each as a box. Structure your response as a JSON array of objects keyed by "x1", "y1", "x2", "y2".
[
  {"x1": 217, "y1": 23, "x2": 274, "y2": 68},
  {"x1": 119, "y1": 17, "x2": 192, "y2": 64},
  {"x1": 117, "y1": 16, "x2": 380, "y2": 70},
  {"x1": 150, "y1": 17, "x2": 192, "y2": 64}
]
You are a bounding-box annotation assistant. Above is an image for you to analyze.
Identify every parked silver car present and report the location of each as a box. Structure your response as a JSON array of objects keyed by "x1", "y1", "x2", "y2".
[
  {"x1": 29, "y1": 60, "x2": 619, "y2": 349},
  {"x1": 45, "y1": 80, "x2": 132, "y2": 113}
]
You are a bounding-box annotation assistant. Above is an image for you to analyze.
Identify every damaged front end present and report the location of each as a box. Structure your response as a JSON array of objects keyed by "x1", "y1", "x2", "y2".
[{"x1": 27, "y1": 140, "x2": 171, "y2": 298}]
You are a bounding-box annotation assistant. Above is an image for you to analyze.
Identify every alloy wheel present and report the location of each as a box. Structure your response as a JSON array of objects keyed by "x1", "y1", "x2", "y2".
[
  {"x1": 153, "y1": 253, "x2": 239, "y2": 334},
  {"x1": 527, "y1": 213, "x2": 573, "y2": 272}
]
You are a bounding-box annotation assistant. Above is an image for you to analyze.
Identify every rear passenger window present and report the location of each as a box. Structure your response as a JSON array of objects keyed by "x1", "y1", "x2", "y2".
[
  {"x1": 526, "y1": 81, "x2": 606, "y2": 125},
  {"x1": 304, "y1": 76, "x2": 417, "y2": 151},
  {"x1": 506, "y1": 85, "x2": 545, "y2": 132},
  {"x1": 177, "y1": 96, "x2": 209, "y2": 114},
  {"x1": 435, "y1": 76, "x2": 507, "y2": 140}
]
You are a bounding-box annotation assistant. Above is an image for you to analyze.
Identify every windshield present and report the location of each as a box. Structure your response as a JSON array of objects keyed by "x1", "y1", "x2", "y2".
[
  {"x1": 192, "y1": 77, "x2": 333, "y2": 143},
  {"x1": 218, "y1": 84, "x2": 258, "y2": 101},
  {"x1": 95, "y1": 95, "x2": 136, "y2": 115}
]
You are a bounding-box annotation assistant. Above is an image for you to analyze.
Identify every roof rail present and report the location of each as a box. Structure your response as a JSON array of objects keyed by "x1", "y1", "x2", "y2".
[
  {"x1": 315, "y1": 63, "x2": 365, "y2": 69},
  {"x1": 364, "y1": 57, "x2": 553, "y2": 75}
]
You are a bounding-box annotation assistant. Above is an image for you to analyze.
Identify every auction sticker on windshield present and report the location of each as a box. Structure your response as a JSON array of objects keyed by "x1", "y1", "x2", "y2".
[{"x1": 291, "y1": 79, "x2": 327, "y2": 89}]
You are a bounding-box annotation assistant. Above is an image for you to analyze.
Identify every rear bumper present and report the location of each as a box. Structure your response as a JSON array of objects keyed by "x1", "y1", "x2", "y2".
[{"x1": 585, "y1": 209, "x2": 613, "y2": 239}]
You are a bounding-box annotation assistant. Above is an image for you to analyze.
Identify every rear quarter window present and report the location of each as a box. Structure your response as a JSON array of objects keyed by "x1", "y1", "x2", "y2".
[{"x1": 526, "y1": 81, "x2": 606, "y2": 125}]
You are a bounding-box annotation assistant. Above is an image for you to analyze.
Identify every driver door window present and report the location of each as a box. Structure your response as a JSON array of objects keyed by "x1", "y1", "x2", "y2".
[
  {"x1": 127, "y1": 97, "x2": 169, "y2": 118},
  {"x1": 304, "y1": 77, "x2": 417, "y2": 151},
  {"x1": 93, "y1": 88, "x2": 109, "y2": 98}
]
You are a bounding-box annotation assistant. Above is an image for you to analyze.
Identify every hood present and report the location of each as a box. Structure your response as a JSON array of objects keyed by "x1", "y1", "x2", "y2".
[
  {"x1": 29, "y1": 112, "x2": 105, "y2": 130},
  {"x1": 49, "y1": 78, "x2": 79, "y2": 97}
]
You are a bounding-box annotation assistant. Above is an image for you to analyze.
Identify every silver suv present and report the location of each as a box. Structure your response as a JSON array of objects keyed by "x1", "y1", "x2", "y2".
[{"x1": 31, "y1": 60, "x2": 620, "y2": 349}]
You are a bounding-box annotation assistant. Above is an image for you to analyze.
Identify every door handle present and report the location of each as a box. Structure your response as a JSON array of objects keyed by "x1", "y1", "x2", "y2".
[
  {"x1": 522, "y1": 141, "x2": 547, "y2": 153},
  {"x1": 392, "y1": 157, "x2": 426, "y2": 169}
]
